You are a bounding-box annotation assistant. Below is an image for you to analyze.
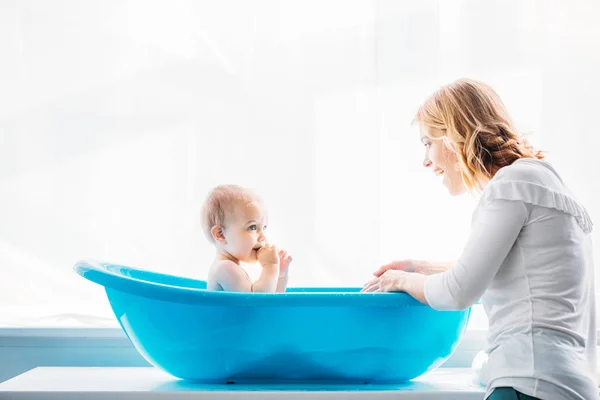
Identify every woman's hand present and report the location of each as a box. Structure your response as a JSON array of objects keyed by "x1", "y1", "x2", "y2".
[
  {"x1": 362, "y1": 270, "x2": 410, "y2": 292},
  {"x1": 372, "y1": 259, "x2": 417, "y2": 277},
  {"x1": 373, "y1": 259, "x2": 454, "y2": 277},
  {"x1": 361, "y1": 269, "x2": 429, "y2": 305}
]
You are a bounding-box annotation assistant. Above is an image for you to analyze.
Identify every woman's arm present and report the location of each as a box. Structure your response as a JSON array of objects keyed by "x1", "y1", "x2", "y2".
[
  {"x1": 363, "y1": 199, "x2": 528, "y2": 310},
  {"x1": 424, "y1": 199, "x2": 528, "y2": 310},
  {"x1": 415, "y1": 259, "x2": 456, "y2": 275}
]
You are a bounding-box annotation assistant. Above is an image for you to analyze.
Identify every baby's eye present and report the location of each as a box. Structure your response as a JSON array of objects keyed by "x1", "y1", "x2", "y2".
[
  {"x1": 263, "y1": 225, "x2": 267, "y2": 231},
  {"x1": 249, "y1": 225, "x2": 257, "y2": 231}
]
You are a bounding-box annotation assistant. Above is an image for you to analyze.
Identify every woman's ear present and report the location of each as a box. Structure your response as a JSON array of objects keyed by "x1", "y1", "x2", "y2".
[{"x1": 211, "y1": 225, "x2": 226, "y2": 244}]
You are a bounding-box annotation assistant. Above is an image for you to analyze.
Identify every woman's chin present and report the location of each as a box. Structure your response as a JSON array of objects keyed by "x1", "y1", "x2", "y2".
[
  {"x1": 446, "y1": 186, "x2": 466, "y2": 196},
  {"x1": 443, "y1": 179, "x2": 467, "y2": 196}
]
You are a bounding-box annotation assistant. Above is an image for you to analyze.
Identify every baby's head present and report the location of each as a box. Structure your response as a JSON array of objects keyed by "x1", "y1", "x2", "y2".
[{"x1": 200, "y1": 184, "x2": 268, "y2": 263}]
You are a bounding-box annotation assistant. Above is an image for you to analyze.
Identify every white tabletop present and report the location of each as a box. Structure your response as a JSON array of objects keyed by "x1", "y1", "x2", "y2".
[{"x1": 0, "y1": 367, "x2": 485, "y2": 399}]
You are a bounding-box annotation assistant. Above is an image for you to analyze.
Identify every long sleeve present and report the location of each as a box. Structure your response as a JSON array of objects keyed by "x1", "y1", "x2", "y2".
[{"x1": 424, "y1": 199, "x2": 528, "y2": 310}]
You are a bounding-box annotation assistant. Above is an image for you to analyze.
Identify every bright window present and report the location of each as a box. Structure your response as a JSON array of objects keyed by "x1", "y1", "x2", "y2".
[{"x1": 1, "y1": 1, "x2": 598, "y2": 333}]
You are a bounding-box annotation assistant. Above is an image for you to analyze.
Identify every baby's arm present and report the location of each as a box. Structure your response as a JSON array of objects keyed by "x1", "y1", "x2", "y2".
[
  {"x1": 254, "y1": 243, "x2": 282, "y2": 292},
  {"x1": 252, "y1": 262, "x2": 279, "y2": 292},
  {"x1": 275, "y1": 249, "x2": 292, "y2": 293},
  {"x1": 276, "y1": 276, "x2": 288, "y2": 293}
]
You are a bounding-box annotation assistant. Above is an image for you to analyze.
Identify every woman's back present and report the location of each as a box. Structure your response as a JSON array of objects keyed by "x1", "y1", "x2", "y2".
[{"x1": 480, "y1": 158, "x2": 597, "y2": 400}]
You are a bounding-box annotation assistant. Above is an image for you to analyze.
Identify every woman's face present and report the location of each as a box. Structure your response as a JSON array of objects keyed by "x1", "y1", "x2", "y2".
[{"x1": 419, "y1": 125, "x2": 466, "y2": 196}]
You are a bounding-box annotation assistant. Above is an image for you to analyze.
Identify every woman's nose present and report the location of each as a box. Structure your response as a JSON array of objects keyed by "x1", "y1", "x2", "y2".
[{"x1": 423, "y1": 158, "x2": 432, "y2": 168}]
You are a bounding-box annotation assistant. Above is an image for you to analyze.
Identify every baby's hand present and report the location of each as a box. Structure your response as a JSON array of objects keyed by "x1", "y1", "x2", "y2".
[
  {"x1": 257, "y1": 243, "x2": 280, "y2": 268},
  {"x1": 278, "y1": 250, "x2": 293, "y2": 278}
]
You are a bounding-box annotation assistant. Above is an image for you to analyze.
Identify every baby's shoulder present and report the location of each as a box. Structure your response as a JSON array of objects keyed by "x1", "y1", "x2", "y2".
[
  {"x1": 207, "y1": 260, "x2": 242, "y2": 290},
  {"x1": 210, "y1": 259, "x2": 240, "y2": 275},
  {"x1": 211, "y1": 260, "x2": 252, "y2": 281}
]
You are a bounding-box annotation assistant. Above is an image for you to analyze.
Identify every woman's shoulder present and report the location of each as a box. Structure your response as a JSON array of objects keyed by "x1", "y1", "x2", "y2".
[
  {"x1": 479, "y1": 158, "x2": 593, "y2": 234},
  {"x1": 491, "y1": 158, "x2": 562, "y2": 186}
]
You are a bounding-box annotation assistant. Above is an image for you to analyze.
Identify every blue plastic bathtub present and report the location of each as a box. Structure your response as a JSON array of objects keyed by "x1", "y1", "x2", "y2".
[{"x1": 74, "y1": 260, "x2": 471, "y2": 383}]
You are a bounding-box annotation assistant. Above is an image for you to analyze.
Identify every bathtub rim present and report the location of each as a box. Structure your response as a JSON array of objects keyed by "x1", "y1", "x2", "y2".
[{"x1": 74, "y1": 259, "x2": 469, "y2": 310}]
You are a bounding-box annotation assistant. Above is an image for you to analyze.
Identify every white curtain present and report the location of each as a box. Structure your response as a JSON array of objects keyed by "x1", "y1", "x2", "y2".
[{"x1": 0, "y1": 0, "x2": 598, "y2": 328}]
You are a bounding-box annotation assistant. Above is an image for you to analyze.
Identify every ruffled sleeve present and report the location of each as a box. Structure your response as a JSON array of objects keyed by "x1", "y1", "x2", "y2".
[{"x1": 479, "y1": 162, "x2": 593, "y2": 234}]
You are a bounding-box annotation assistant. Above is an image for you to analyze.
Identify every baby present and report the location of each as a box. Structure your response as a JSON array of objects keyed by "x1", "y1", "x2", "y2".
[{"x1": 201, "y1": 184, "x2": 292, "y2": 292}]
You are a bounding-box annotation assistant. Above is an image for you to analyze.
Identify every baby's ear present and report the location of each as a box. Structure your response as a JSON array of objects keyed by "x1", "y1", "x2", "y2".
[{"x1": 211, "y1": 225, "x2": 226, "y2": 244}]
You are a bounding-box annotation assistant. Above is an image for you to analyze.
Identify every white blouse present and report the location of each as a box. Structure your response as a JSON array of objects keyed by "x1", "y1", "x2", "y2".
[{"x1": 424, "y1": 158, "x2": 598, "y2": 400}]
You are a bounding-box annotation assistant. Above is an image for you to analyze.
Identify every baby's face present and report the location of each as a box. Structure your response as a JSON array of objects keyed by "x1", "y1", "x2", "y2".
[{"x1": 222, "y1": 200, "x2": 268, "y2": 263}]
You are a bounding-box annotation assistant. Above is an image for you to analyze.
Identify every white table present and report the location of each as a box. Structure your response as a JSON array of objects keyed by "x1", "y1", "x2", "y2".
[{"x1": 0, "y1": 367, "x2": 485, "y2": 399}]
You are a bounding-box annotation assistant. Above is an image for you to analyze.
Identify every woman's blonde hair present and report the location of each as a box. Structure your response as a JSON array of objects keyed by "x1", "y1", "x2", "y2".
[{"x1": 414, "y1": 78, "x2": 544, "y2": 191}]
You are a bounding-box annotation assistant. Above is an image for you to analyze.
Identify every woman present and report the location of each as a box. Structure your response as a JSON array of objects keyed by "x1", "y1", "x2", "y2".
[{"x1": 362, "y1": 79, "x2": 597, "y2": 400}]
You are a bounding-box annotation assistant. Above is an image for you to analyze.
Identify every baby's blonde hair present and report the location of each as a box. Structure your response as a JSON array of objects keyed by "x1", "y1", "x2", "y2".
[
  {"x1": 200, "y1": 184, "x2": 262, "y2": 243},
  {"x1": 414, "y1": 78, "x2": 544, "y2": 191}
]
